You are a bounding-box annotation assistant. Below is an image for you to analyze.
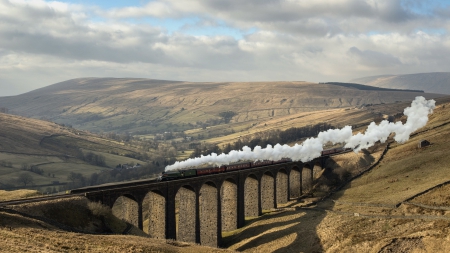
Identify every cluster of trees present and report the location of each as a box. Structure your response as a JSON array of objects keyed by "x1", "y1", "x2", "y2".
[
  {"x1": 21, "y1": 163, "x2": 44, "y2": 175},
  {"x1": 219, "y1": 111, "x2": 237, "y2": 124},
  {"x1": 79, "y1": 152, "x2": 106, "y2": 167}
]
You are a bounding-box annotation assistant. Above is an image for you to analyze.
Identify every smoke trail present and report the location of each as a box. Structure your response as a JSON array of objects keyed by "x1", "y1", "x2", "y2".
[{"x1": 166, "y1": 96, "x2": 435, "y2": 171}]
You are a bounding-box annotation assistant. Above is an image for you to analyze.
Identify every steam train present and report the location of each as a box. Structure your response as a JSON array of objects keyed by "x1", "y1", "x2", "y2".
[
  {"x1": 158, "y1": 158, "x2": 292, "y2": 181},
  {"x1": 158, "y1": 147, "x2": 352, "y2": 181}
]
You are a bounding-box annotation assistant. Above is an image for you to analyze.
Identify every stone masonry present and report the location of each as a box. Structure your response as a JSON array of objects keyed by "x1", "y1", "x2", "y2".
[
  {"x1": 244, "y1": 175, "x2": 259, "y2": 217},
  {"x1": 276, "y1": 170, "x2": 288, "y2": 205},
  {"x1": 177, "y1": 186, "x2": 196, "y2": 243},
  {"x1": 199, "y1": 183, "x2": 218, "y2": 247},
  {"x1": 221, "y1": 179, "x2": 237, "y2": 231},
  {"x1": 85, "y1": 158, "x2": 327, "y2": 247},
  {"x1": 261, "y1": 173, "x2": 275, "y2": 211},
  {"x1": 289, "y1": 167, "x2": 301, "y2": 198}
]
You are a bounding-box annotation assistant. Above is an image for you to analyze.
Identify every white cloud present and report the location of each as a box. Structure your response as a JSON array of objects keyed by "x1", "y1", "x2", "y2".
[{"x1": 0, "y1": 0, "x2": 450, "y2": 95}]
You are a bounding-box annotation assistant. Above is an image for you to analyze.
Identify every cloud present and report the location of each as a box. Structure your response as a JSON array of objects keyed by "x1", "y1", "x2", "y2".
[
  {"x1": 0, "y1": 0, "x2": 450, "y2": 95},
  {"x1": 347, "y1": 46, "x2": 402, "y2": 68}
]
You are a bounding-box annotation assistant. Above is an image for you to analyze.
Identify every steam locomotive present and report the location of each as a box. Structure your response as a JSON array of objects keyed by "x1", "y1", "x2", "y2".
[
  {"x1": 158, "y1": 158, "x2": 292, "y2": 181},
  {"x1": 158, "y1": 147, "x2": 352, "y2": 181}
]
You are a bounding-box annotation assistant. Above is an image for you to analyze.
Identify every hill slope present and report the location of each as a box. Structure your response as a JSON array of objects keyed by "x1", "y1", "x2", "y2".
[
  {"x1": 0, "y1": 112, "x2": 148, "y2": 190},
  {"x1": 350, "y1": 72, "x2": 450, "y2": 95},
  {"x1": 223, "y1": 96, "x2": 450, "y2": 252},
  {"x1": 0, "y1": 78, "x2": 442, "y2": 134}
]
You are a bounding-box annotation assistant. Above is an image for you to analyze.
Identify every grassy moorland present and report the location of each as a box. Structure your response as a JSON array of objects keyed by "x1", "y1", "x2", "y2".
[
  {"x1": 0, "y1": 78, "x2": 442, "y2": 136},
  {"x1": 0, "y1": 112, "x2": 150, "y2": 191},
  {"x1": 0, "y1": 77, "x2": 449, "y2": 252},
  {"x1": 351, "y1": 72, "x2": 450, "y2": 95},
  {"x1": 221, "y1": 96, "x2": 450, "y2": 252},
  {"x1": 1, "y1": 79, "x2": 444, "y2": 192},
  {"x1": 1, "y1": 97, "x2": 450, "y2": 252},
  {"x1": 0, "y1": 197, "x2": 230, "y2": 253}
]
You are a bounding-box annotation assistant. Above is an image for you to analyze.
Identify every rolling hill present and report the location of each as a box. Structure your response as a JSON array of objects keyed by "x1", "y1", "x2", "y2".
[
  {"x1": 350, "y1": 72, "x2": 450, "y2": 95},
  {"x1": 0, "y1": 78, "x2": 443, "y2": 134},
  {"x1": 2, "y1": 96, "x2": 450, "y2": 252},
  {"x1": 0, "y1": 112, "x2": 149, "y2": 190}
]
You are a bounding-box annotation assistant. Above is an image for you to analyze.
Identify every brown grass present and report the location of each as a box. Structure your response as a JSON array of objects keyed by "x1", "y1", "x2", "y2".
[
  {"x1": 223, "y1": 97, "x2": 450, "y2": 252},
  {"x1": 0, "y1": 189, "x2": 41, "y2": 201},
  {"x1": 0, "y1": 112, "x2": 148, "y2": 188},
  {"x1": 0, "y1": 78, "x2": 440, "y2": 135},
  {"x1": 0, "y1": 211, "x2": 231, "y2": 253}
]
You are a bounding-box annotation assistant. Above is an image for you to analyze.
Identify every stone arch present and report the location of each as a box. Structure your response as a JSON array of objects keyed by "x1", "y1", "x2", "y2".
[
  {"x1": 244, "y1": 174, "x2": 259, "y2": 217},
  {"x1": 142, "y1": 190, "x2": 165, "y2": 239},
  {"x1": 302, "y1": 164, "x2": 313, "y2": 193},
  {"x1": 112, "y1": 194, "x2": 139, "y2": 227},
  {"x1": 276, "y1": 168, "x2": 288, "y2": 205},
  {"x1": 199, "y1": 181, "x2": 218, "y2": 247},
  {"x1": 221, "y1": 178, "x2": 237, "y2": 232},
  {"x1": 313, "y1": 161, "x2": 323, "y2": 180},
  {"x1": 176, "y1": 185, "x2": 196, "y2": 243},
  {"x1": 261, "y1": 171, "x2": 275, "y2": 211},
  {"x1": 289, "y1": 166, "x2": 301, "y2": 199}
]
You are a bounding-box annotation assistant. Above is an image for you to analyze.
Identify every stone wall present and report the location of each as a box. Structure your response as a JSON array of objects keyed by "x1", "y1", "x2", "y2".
[
  {"x1": 313, "y1": 162, "x2": 323, "y2": 180},
  {"x1": 261, "y1": 173, "x2": 274, "y2": 211},
  {"x1": 221, "y1": 180, "x2": 237, "y2": 231},
  {"x1": 199, "y1": 183, "x2": 218, "y2": 247},
  {"x1": 289, "y1": 168, "x2": 301, "y2": 198},
  {"x1": 112, "y1": 195, "x2": 139, "y2": 227},
  {"x1": 276, "y1": 170, "x2": 288, "y2": 205},
  {"x1": 177, "y1": 186, "x2": 196, "y2": 243},
  {"x1": 244, "y1": 175, "x2": 259, "y2": 217},
  {"x1": 302, "y1": 166, "x2": 313, "y2": 193},
  {"x1": 144, "y1": 191, "x2": 165, "y2": 239}
]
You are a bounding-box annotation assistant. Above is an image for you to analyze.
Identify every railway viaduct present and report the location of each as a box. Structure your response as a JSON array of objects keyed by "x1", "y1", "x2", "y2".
[{"x1": 84, "y1": 157, "x2": 330, "y2": 247}]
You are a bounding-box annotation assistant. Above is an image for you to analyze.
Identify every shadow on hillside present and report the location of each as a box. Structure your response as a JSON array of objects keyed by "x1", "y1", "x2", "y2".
[{"x1": 223, "y1": 195, "x2": 348, "y2": 252}]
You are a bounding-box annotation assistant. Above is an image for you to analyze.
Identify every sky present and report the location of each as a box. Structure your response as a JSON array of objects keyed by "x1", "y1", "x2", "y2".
[{"x1": 1, "y1": 0, "x2": 450, "y2": 96}]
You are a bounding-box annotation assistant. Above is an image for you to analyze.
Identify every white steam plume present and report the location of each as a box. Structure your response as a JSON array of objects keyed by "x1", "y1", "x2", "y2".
[{"x1": 165, "y1": 96, "x2": 435, "y2": 171}]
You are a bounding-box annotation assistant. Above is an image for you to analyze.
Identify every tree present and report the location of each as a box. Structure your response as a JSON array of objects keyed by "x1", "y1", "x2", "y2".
[
  {"x1": 219, "y1": 111, "x2": 237, "y2": 123},
  {"x1": 17, "y1": 173, "x2": 33, "y2": 186},
  {"x1": 67, "y1": 172, "x2": 86, "y2": 188}
]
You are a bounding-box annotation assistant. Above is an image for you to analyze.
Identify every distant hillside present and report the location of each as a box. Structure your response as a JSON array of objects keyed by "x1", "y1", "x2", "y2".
[
  {"x1": 0, "y1": 112, "x2": 153, "y2": 191},
  {"x1": 0, "y1": 78, "x2": 443, "y2": 134},
  {"x1": 325, "y1": 82, "x2": 424, "y2": 92},
  {"x1": 350, "y1": 72, "x2": 450, "y2": 95}
]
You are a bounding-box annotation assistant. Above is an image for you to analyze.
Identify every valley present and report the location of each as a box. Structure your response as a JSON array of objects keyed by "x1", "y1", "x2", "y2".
[{"x1": 1, "y1": 78, "x2": 450, "y2": 252}]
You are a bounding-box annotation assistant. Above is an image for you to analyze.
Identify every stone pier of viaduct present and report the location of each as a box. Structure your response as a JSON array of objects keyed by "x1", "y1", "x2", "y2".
[{"x1": 85, "y1": 158, "x2": 328, "y2": 247}]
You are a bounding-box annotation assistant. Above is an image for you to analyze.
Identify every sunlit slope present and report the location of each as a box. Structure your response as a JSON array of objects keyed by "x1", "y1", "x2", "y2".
[
  {"x1": 332, "y1": 96, "x2": 450, "y2": 205},
  {"x1": 224, "y1": 96, "x2": 450, "y2": 252},
  {"x1": 0, "y1": 78, "x2": 441, "y2": 133},
  {"x1": 0, "y1": 112, "x2": 145, "y2": 187}
]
